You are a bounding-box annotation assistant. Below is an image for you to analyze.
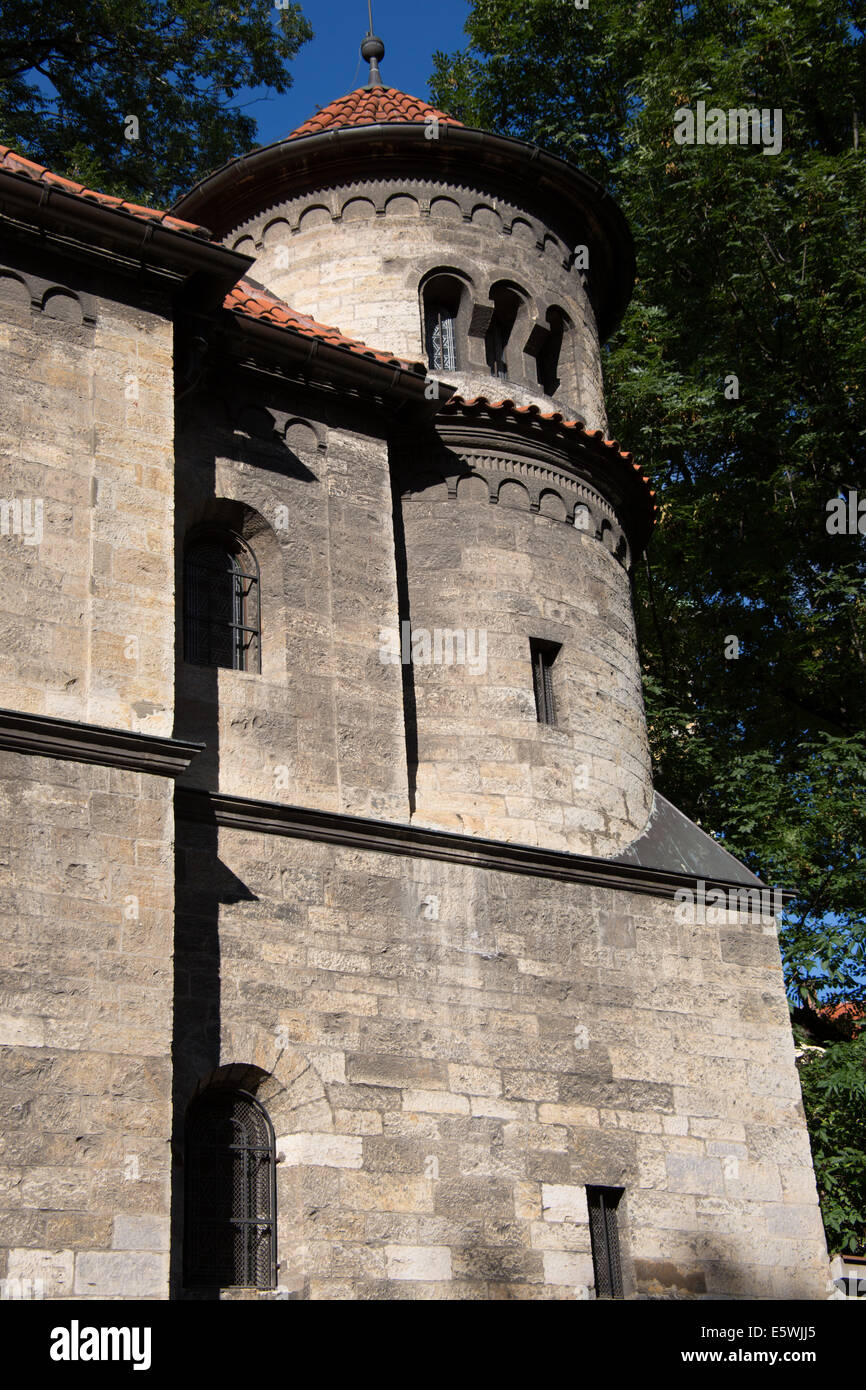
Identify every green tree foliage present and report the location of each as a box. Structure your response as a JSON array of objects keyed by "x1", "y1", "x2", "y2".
[
  {"x1": 0, "y1": 0, "x2": 312, "y2": 204},
  {"x1": 797, "y1": 1032, "x2": 866, "y2": 1254},
  {"x1": 431, "y1": 1, "x2": 866, "y2": 1005}
]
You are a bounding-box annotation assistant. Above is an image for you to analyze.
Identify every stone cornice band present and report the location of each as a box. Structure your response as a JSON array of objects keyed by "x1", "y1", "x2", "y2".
[
  {"x1": 176, "y1": 786, "x2": 784, "y2": 903},
  {"x1": 0, "y1": 708, "x2": 204, "y2": 777},
  {"x1": 0, "y1": 708, "x2": 782, "y2": 901}
]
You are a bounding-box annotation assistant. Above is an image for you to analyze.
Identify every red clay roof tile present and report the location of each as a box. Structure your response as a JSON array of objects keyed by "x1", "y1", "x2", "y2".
[
  {"x1": 290, "y1": 86, "x2": 463, "y2": 140},
  {"x1": 442, "y1": 394, "x2": 656, "y2": 502},
  {"x1": 225, "y1": 279, "x2": 427, "y2": 373},
  {"x1": 0, "y1": 143, "x2": 212, "y2": 237}
]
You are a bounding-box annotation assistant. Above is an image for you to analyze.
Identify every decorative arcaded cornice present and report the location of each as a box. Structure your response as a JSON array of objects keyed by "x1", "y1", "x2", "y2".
[
  {"x1": 399, "y1": 440, "x2": 631, "y2": 564},
  {"x1": 398, "y1": 398, "x2": 655, "y2": 557},
  {"x1": 0, "y1": 709, "x2": 204, "y2": 777}
]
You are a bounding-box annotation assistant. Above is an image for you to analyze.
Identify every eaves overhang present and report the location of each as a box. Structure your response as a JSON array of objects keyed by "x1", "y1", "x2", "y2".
[
  {"x1": 172, "y1": 122, "x2": 635, "y2": 342},
  {"x1": 218, "y1": 302, "x2": 455, "y2": 421},
  {"x1": 431, "y1": 393, "x2": 656, "y2": 553},
  {"x1": 0, "y1": 163, "x2": 251, "y2": 294}
]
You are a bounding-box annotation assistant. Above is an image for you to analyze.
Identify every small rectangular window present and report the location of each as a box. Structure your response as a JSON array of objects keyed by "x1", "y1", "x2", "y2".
[
  {"x1": 587, "y1": 1185, "x2": 624, "y2": 1299},
  {"x1": 530, "y1": 639, "x2": 560, "y2": 725}
]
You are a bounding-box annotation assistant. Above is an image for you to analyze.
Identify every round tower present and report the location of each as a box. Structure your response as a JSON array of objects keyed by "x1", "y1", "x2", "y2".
[{"x1": 175, "y1": 36, "x2": 657, "y2": 856}]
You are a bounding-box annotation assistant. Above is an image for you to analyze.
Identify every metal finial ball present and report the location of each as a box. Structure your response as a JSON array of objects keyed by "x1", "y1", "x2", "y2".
[{"x1": 361, "y1": 34, "x2": 385, "y2": 64}]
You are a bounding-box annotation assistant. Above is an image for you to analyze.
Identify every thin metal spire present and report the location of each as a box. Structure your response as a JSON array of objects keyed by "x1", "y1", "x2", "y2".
[{"x1": 361, "y1": 4, "x2": 385, "y2": 90}]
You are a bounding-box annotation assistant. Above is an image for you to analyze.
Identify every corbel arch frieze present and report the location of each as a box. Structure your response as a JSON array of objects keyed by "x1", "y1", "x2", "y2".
[
  {"x1": 400, "y1": 446, "x2": 630, "y2": 566},
  {"x1": 231, "y1": 402, "x2": 328, "y2": 456},
  {"x1": 0, "y1": 266, "x2": 96, "y2": 328},
  {"x1": 227, "y1": 178, "x2": 542, "y2": 249}
]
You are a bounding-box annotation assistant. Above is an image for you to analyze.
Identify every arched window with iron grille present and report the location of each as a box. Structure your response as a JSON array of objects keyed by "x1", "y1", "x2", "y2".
[
  {"x1": 422, "y1": 272, "x2": 465, "y2": 372},
  {"x1": 184, "y1": 530, "x2": 260, "y2": 672},
  {"x1": 184, "y1": 1088, "x2": 276, "y2": 1290}
]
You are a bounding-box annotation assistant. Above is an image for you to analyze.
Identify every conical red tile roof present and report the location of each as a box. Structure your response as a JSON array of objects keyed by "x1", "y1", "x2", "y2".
[{"x1": 289, "y1": 86, "x2": 463, "y2": 140}]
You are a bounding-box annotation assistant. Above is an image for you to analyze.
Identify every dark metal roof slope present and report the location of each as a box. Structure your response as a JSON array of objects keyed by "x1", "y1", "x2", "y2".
[{"x1": 611, "y1": 792, "x2": 765, "y2": 887}]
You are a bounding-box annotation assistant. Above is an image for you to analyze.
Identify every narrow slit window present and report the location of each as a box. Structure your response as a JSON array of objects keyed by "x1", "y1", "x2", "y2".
[
  {"x1": 530, "y1": 639, "x2": 560, "y2": 725},
  {"x1": 587, "y1": 1185, "x2": 624, "y2": 1299}
]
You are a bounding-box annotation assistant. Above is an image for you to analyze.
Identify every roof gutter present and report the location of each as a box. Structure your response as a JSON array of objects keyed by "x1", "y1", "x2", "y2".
[
  {"x1": 0, "y1": 167, "x2": 251, "y2": 293},
  {"x1": 223, "y1": 308, "x2": 455, "y2": 421}
]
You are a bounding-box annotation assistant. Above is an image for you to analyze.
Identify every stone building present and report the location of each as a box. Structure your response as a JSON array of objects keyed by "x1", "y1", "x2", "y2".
[{"x1": 0, "y1": 36, "x2": 829, "y2": 1300}]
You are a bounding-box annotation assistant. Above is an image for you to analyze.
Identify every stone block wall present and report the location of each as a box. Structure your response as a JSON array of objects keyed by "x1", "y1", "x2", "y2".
[
  {"x1": 0, "y1": 750, "x2": 176, "y2": 1299},
  {"x1": 399, "y1": 474, "x2": 653, "y2": 854},
  {"x1": 173, "y1": 386, "x2": 410, "y2": 820},
  {"x1": 0, "y1": 254, "x2": 176, "y2": 736},
  {"x1": 172, "y1": 817, "x2": 828, "y2": 1300}
]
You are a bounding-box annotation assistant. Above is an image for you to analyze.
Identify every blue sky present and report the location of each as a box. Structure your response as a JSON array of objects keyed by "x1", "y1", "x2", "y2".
[{"x1": 252, "y1": 0, "x2": 472, "y2": 146}]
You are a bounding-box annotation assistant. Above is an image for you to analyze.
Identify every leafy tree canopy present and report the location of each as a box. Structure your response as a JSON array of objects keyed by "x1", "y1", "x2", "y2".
[
  {"x1": 797, "y1": 1031, "x2": 866, "y2": 1254},
  {"x1": 0, "y1": 0, "x2": 312, "y2": 204},
  {"x1": 431, "y1": 0, "x2": 866, "y2": 1006}
]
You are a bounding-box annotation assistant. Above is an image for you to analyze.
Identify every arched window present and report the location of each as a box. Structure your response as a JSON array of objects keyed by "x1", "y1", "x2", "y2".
[
  {"x1": 485, "y1": 285, "x2": 523, "y2": 380},
  {"x1": 184, "y1": 1088, "x2": 276, "y2": 1290},
  {"x1": 422, "y1": 273, "x2": 465, "y2": 371},
  {"x1": 184, "y1": 531, "x2": 260, "y2": 672}
]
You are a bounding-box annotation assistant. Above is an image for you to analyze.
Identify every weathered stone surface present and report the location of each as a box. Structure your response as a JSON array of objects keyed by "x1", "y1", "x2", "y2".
[
  {"x1": 7, "y1": 1246, "x2": 74, "y2": 1298},
  {"x1": 277, "y1": 1134, "x2": 363, "y2": 1169},
  {"x1": 384, "y1": 1245, "x2": 452, "y2": 1282},
  {"x1": 542, "y1": 1251, "x2": 595, "y2": 1287},
  {"x1": 74, "y1": 1251, "x2": 168, "y2": 1297},
  {"x1": 541, "y1": 1185, "x2": 590, "y2": 1225},
  {"x1": 112, "y1": 1215, "x2": 170, "y2": 1252}
]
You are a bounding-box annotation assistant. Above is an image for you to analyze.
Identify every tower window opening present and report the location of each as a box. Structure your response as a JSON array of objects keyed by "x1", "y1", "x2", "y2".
[
  {"x1": 530, "y1": 638, "x2": 560, "y2": 725},
  {"x1": 485, "y1": 286, "x2": 521, "y2": 380},
  {"x1": 184, "y1": 1088, "x2": 276, "y2": 1290},
  {"x1": 587, "y1": 1185, "x2": 625, "y2": 1299},
  {"x1": 184, "y1": 531, "x2": 260, "y2": 672},
  {"x1": 426, "y1": 303, "x2": 457, "y2": 371},
  {"x1": 422, "y1": 274, "x2": 464, "y2": 372},
  {"x1": 537, "y1": 308, "x2": 567, "y2": 396}
]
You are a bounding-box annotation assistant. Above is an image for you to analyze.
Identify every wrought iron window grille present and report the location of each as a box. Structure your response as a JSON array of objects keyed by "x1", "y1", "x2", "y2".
[
  {"x1": 530, "y1": 638, "x2": 560, "y2": 726},
  {"x1": 184, "y1": 1088, "x2": 277, "y2": 1290},
  {"x1": 587, "y1": 1185, "x2": 625, "y2": 1299},
  {"x1": 426, "y1": 303, "x2": 457, "y2": 371},
  {"x1": 184, "y1": 529, "x2": 260, "y2": 673}
]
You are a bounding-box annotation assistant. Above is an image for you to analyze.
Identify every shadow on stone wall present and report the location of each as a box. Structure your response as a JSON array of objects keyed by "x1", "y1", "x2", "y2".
[{"x1": 169, "y1": 387, "x2": 260, "y2": 1300}]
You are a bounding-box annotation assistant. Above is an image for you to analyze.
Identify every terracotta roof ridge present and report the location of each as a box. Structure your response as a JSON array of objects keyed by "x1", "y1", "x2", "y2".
[
  {"x1": 0, "y1": 142, "x2": 212, "y2": 237},
  {"x1": 224, "y1": 276, "x2": 426, "y2": 373},
  {"x1": 441, "y1": 392, "x2": 656, "y2": 500}
]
